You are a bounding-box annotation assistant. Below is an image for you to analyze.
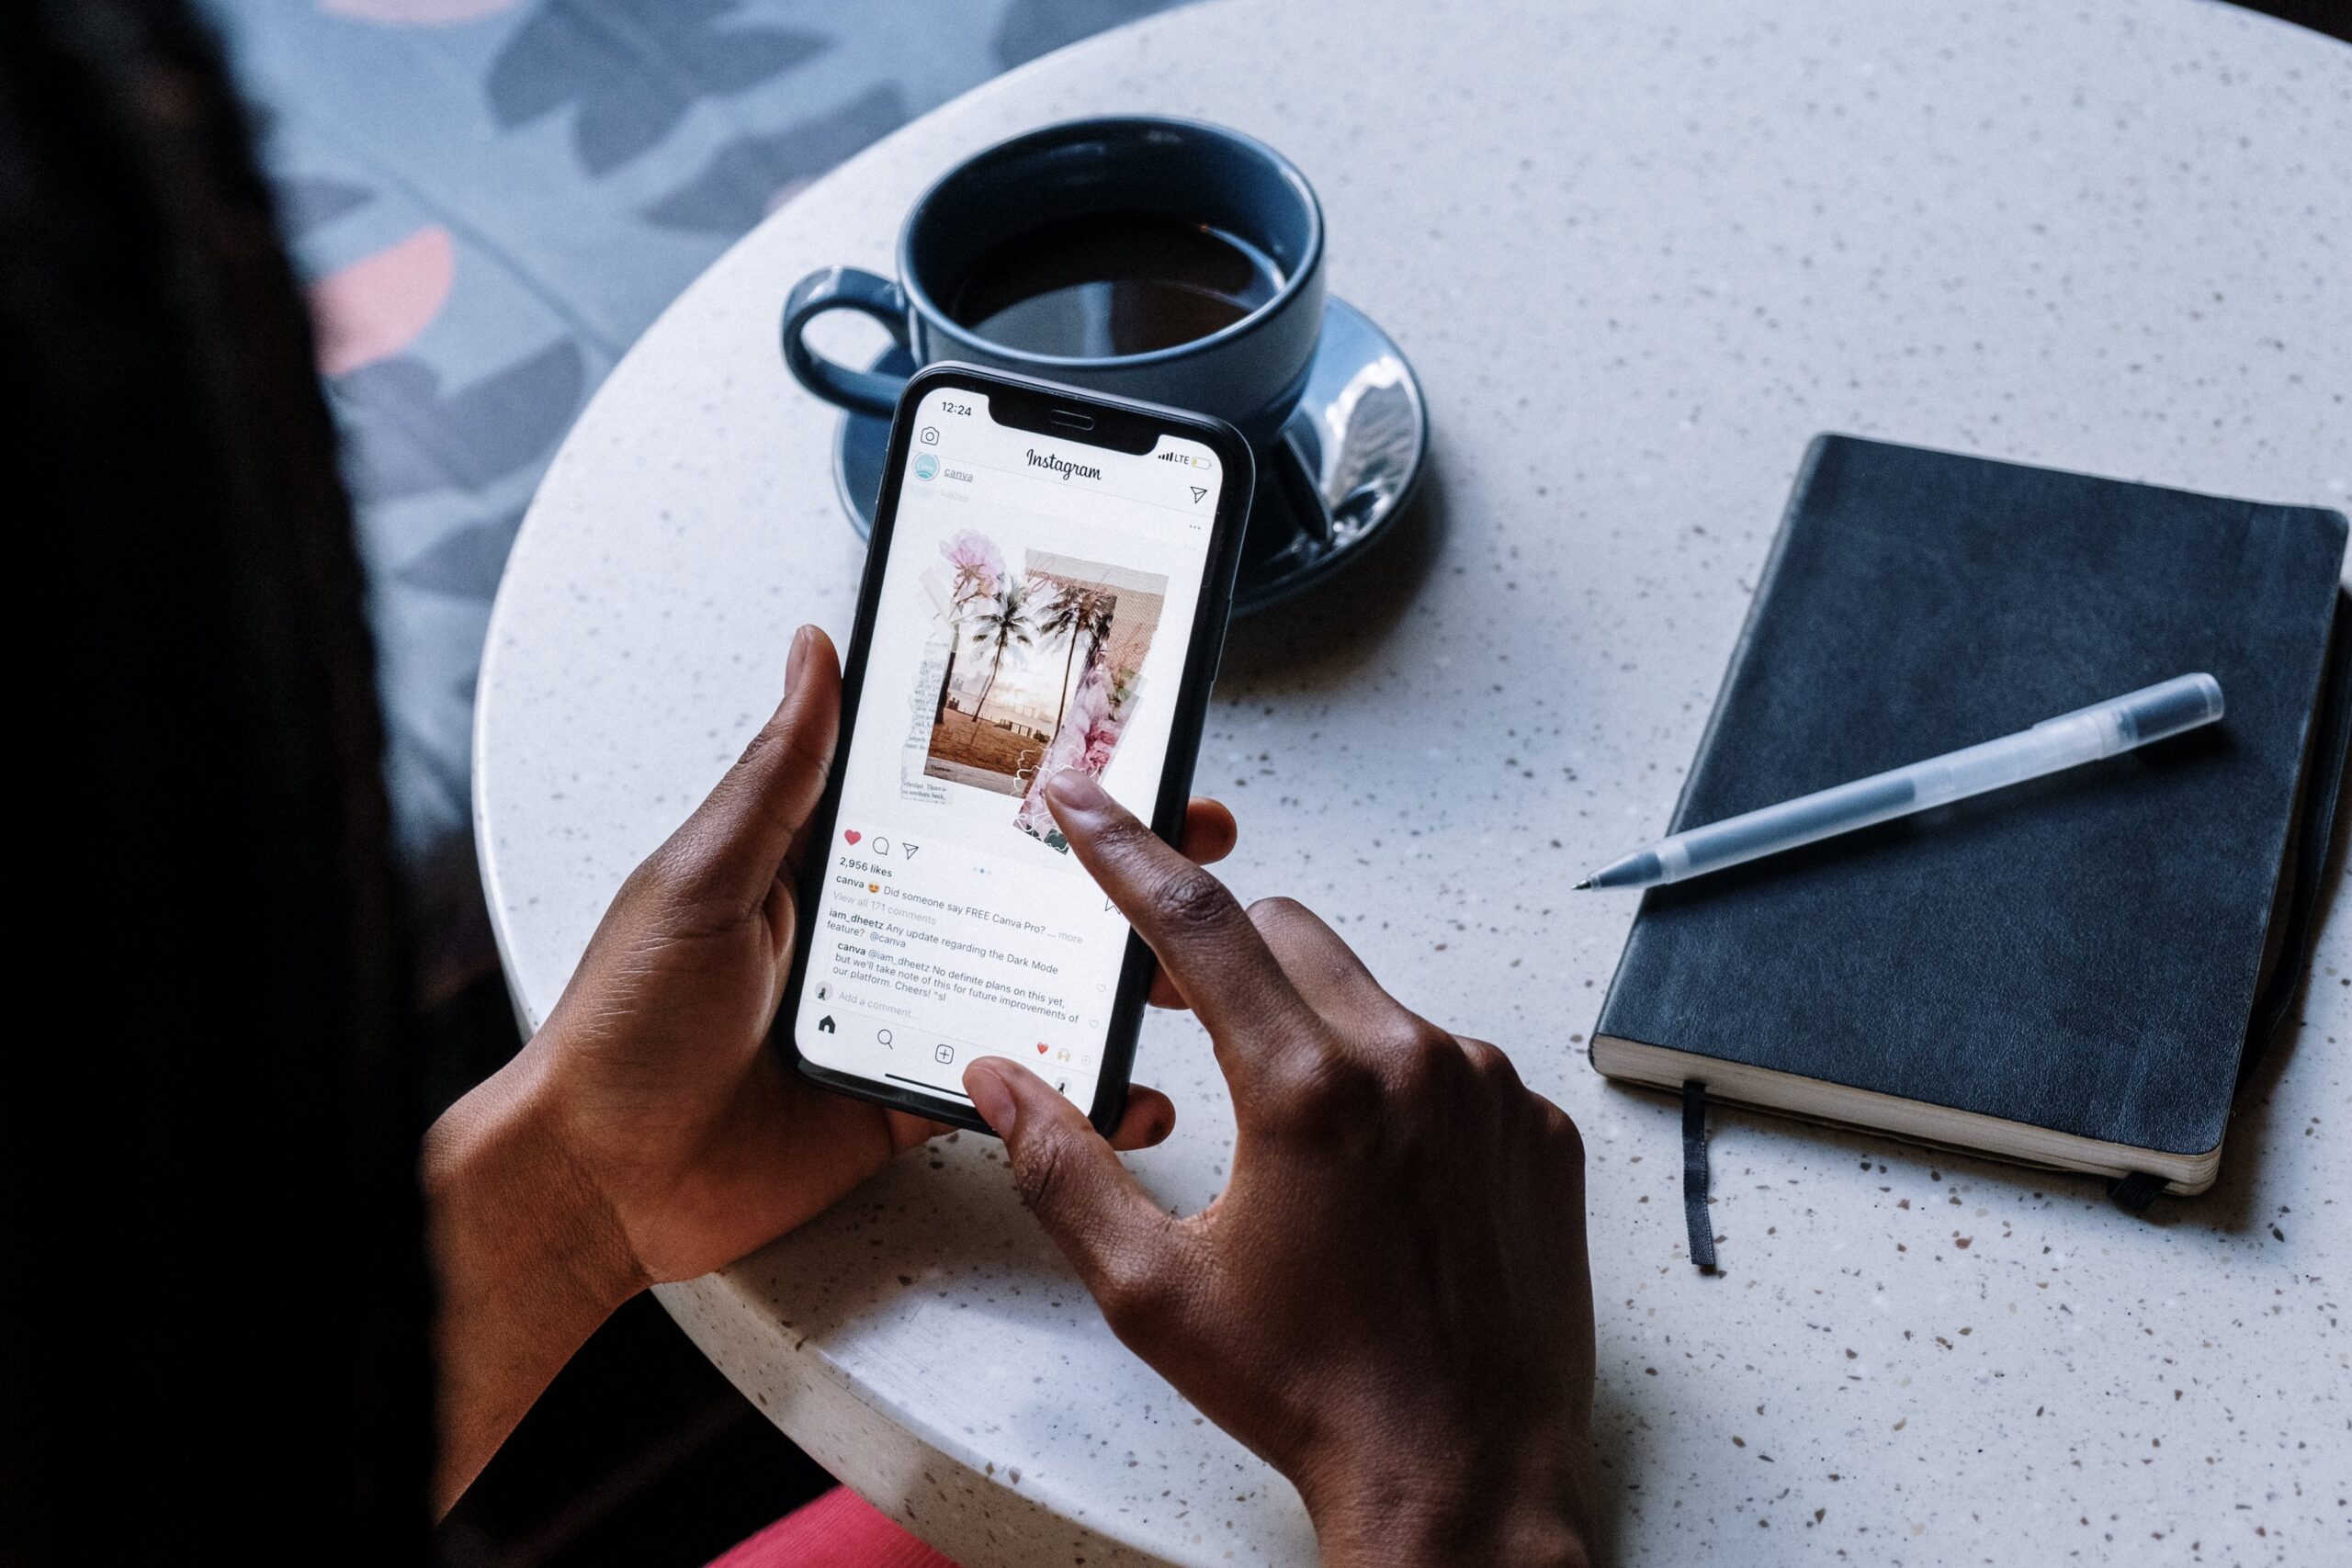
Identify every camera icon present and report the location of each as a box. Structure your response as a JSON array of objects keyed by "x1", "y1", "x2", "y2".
[{"x1": 919, "y1": 425, "x2": 940, "y2": 445}]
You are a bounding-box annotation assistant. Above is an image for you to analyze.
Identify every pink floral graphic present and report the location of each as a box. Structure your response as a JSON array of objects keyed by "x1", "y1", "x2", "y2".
[
  {"x1": 1014, "y1": 659, "x2": 1142, "y2": 851},
  {"x1": 940, "y1": 529, "x2": 1004, "y2": 607}
]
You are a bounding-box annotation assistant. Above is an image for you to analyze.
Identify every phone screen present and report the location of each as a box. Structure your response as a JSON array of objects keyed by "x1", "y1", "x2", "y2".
[{"x1": 792, "y1": 382, "x2": 1228, "y2": 1115}]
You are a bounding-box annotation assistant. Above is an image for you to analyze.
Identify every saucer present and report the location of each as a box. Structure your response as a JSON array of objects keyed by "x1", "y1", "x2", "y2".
[{"x1": 829, "y1": 296, "x2": 1429, "y2": 616}]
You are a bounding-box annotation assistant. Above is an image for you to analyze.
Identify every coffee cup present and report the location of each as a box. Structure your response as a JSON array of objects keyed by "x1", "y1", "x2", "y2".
[{"x1": 781, "y1": 116, "x2": 1325, "y2": 445}]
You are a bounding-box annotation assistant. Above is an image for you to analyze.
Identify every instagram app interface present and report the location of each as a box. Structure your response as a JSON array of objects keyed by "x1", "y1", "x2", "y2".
[{"x1": 794, "y1": 387, "x2": 1224, "y2": 1112}]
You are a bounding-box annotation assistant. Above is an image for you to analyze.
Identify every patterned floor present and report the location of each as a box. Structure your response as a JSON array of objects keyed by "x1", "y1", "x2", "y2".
[{"x1": 203, "y1": 0, "x2": 1191, "y2": 977}]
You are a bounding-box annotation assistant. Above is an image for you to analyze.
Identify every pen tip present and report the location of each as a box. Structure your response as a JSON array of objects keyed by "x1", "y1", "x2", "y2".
[{"x1": 1573, "y1": 877, "x2": 1594, "y2": 891}]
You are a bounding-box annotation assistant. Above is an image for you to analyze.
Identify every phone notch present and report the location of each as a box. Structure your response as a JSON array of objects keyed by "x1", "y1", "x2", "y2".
[{"x1": 985, "y1": 384, "x2": 1157, "y2": 453}]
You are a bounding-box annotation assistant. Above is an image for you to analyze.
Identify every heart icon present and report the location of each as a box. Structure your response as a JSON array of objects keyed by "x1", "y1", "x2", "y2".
[
  {"x1": 1036, "y1": 1043, "x2": 1049, "y2": 1054},
  {"x1": 843, "y1": 829, "x2": 861, "y2": 845}
]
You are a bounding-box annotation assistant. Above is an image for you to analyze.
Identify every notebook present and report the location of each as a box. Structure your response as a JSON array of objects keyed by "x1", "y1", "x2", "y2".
[{"x1": 1589, "y1": 434, "x2": 2348, "y2": 1196}]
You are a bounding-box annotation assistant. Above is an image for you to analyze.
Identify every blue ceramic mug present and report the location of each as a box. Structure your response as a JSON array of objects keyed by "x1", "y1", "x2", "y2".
[{"x1": 781, "y1": 117, "x2": 1325, "y2": 444}]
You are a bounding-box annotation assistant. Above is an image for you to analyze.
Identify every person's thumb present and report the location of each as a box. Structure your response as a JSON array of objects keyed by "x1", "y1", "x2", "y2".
[
  {"x1": 659, "y1": 625, "x2": 841, "y2": 908},
  {"x1": 963, "y1": 1057, "x2": 1174, "y2": 1319}
]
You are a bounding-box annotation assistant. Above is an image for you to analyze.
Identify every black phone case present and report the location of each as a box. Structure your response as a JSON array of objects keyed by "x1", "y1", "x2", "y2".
[{"x1": 779, "y1": 363, "x2": 1256, "y2": 1136}]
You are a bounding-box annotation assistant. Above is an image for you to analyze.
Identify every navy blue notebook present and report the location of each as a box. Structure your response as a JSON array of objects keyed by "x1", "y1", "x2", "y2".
[{"x1": 1591, "y1": 435, "x2": 2347, "y2": 1193}]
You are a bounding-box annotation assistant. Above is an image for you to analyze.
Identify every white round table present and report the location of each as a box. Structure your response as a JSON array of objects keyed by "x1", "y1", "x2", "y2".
[{"x1": 475, "y1": 2, "x2": 2352, "y2": 1562}]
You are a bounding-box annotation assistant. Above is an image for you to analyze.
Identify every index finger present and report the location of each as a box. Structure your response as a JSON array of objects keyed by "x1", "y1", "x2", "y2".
[{"x1": 1045, "y1": 770, "x2": 1320, "y2": 1087}]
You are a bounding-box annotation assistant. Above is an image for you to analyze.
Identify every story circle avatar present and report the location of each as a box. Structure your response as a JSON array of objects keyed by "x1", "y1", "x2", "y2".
[{"x1": 913, "y1": 452, "x2": 940, "y2": 479}]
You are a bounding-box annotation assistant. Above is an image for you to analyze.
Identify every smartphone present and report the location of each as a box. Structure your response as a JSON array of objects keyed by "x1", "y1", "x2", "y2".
[{"x1": 780, "y1": 364, "x2": 1254, "y2": 1135}]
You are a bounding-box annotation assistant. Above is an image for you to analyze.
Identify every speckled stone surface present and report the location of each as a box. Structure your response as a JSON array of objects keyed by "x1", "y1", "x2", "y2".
[{"x1": 474, "y1": 2, "x2": 2352, "y2": 1562}]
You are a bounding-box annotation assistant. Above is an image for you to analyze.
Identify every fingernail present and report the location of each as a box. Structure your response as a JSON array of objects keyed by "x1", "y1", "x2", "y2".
[
  {"x1": 962, "y1": 1060, "x2": 1018, "y2": 1138},
  {"x1": 1046, "y1": 768, "x2": 1110, "y2": 816},
  {"x1": 785, "y1": 625, "x2": 813, "y2": 690}
]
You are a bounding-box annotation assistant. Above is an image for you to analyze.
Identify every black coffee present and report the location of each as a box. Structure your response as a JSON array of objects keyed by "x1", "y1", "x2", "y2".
[{"x1": 949, "y1": 213, "x2": 1283, "y2": 357}]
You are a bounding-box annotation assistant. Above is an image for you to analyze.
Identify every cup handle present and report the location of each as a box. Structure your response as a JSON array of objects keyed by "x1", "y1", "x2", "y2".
[{"x1": 780, "y1": 266, "x2": 912, "y2": 418}]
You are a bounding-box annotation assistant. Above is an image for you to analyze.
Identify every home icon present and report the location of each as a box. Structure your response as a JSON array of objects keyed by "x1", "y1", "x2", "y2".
[{"x1": 817, "y1": 1015, "x2": 836, "y2": 1033}]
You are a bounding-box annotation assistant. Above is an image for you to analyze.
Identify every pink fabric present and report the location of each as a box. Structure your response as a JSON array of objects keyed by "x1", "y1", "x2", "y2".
[{"x1": 707, "y1": 1486, "x2": 961, "y2": 1568}]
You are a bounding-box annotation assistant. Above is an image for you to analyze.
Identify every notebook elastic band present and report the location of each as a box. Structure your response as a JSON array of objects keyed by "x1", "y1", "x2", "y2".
[
  {"x1": 2239, "y1": 593, "x2": 2352, "y2": 1088},
  {"x1": 2108, "y1": 594, "x2": 2352, "y2": 1220},
  {"x1": 1682, "y1": 1080, "x2": 1717, "y2": 1271},
  {"x1": 2108, "y1": 1171, "x2": 2165, "y2": 1213}
]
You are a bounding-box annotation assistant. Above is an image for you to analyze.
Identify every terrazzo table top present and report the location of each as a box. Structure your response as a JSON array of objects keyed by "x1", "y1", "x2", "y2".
[{"x1": 474, "y1": 1, "x2": 2352, "y2": 1561}]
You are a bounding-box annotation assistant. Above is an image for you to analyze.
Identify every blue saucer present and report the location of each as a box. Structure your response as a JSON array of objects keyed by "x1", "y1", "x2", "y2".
[{"x1": 830, "y1": 296, "x2": 1428, "y2": 616}]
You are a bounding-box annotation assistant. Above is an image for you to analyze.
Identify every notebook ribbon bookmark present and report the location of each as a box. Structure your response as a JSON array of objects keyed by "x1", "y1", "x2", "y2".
[{"x1": 1682, "y1": 1080, "x2": 1717, "y2": 1271}]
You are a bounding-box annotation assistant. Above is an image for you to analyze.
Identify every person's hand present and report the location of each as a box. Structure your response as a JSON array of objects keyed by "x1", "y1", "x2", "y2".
[
  {"x1": 424, "y1": 626, "x2": 1237, "y2": 1510},
  {"x1": 509, "y1": 626, "x2": 1227, "y2": 1290},
  {"x1": 961, "y1": 771, "x2": 1595, "y2": 1568}
]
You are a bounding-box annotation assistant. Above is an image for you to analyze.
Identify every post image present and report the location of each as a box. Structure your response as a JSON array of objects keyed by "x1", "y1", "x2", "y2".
[{"x1": 921, "y1": 530, "x2": 1166, "y2": 848}]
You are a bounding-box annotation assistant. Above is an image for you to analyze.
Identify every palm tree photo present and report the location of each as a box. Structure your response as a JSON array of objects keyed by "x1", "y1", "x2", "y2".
[
  {"x1": 935, "y1": 531, "x2": 1005, "y2": 725},
  {"x1": 1033, "y1": 580, "x2": 1117, "y2": 738},
  {"x1": 923, "y1": 550, "x2": 1168, "y2": 805},
  {"x1": 965, "y1": 580, "x2": 1034, "y2": 727}
]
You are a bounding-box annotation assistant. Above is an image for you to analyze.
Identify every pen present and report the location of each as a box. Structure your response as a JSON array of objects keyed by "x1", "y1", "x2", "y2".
[{"x1": 1576, "y1": 672, "x2": 2224, "y2": 891}]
